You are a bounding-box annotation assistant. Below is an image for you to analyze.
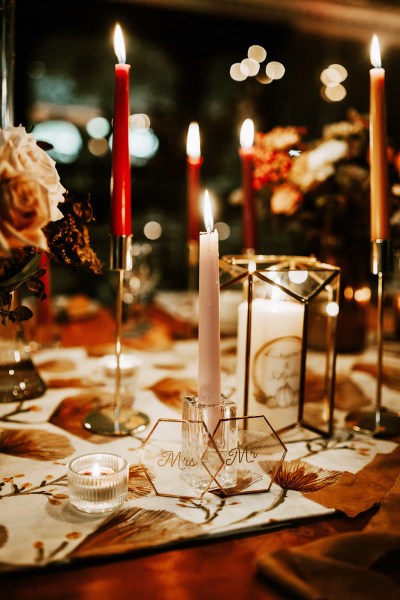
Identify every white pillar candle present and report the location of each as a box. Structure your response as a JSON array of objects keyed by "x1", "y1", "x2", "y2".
[{"x1": 236, "y1": 296, "x2": 304, "y2": 430}]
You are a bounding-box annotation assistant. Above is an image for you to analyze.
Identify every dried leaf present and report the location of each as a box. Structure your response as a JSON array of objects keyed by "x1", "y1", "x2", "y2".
[
  {"x1": 148, "y1": 377, "x2": 198, "y2": 411},
  {"x1": 261, "y1": 459, "x2": 341, "y2": 492},
  {"x1": 305, "y1": 371, "x2": 369, "y2": 411},
  {"x1": 128, "y1": 466, "x2": 153, "y2": 499},
  {"x1": 36, "y1": 359, "x2": 76, "y2": 373},
  {"x1": 49, "y1": 392, "x2": 131, "y2": 443},
  {"x1": 352, "y1": 362, "x2": 400, "y2": 391},
  {"x1": 46, "y1": 378, "x2": 105, "y2": 389},
  {"x1": 212, "y1": 469, "x2": 264, "y2": 497},
  {"x1": 0, "y1": 428, "x2": 74, "y2": 461},
  {"x1": 70, "y1": 507, "x2": 205, "y2": 559}
]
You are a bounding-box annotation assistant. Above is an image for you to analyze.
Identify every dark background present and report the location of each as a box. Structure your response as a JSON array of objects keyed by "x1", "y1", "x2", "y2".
[{"x1": 12, "y1": 0, "x2": 400, "y2": 299}]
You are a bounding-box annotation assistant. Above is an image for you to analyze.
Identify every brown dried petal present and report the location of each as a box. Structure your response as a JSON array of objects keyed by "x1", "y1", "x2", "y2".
[{"x1": 0, "y1": 428, "x2": 74, "y2": 461}]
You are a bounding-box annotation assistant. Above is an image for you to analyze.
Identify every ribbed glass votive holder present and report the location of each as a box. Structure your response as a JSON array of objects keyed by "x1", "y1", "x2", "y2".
[{"x1": 67, "y1": 453, "x2": 128, "y2": 513}]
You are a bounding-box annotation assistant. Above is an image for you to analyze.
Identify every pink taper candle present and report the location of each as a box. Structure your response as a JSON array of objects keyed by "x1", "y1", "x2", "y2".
[
  {"x1": 239, "y1": 118, "x2": 256, "y2": 251},
  {"x1": 198, "y1": 190, "x2": 221, "y2": 405},
  {"x1": 369, "y1": 35, "x2": 390, "y2": 241},
  {"x1": 111, "y1": 24, "x2": 132, "y2": 237}
]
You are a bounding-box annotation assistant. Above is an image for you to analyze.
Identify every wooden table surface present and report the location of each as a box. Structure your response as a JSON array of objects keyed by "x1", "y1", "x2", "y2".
[
  {"x1": 1, "y1": 510, "x2": 373, "y2": 600},
  {"x1": 3, "y1": 299, "x2": 398, "y2": 599}
]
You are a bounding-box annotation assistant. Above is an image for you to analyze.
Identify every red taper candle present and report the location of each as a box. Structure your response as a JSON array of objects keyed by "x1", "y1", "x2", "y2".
[
  {"x1": 239, "y1": 118, "x2": 257, "y2": 251},
  {"x1": 186, "y1": 122, "x2": 203, "y2": 242},
  {"x1": 111, "y1": 24, "x2": 132, "y2": 236}
]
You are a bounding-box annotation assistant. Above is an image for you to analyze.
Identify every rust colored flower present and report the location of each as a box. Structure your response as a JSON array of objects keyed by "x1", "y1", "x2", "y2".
[
  {"x1": 43, "y1": 197, "x2": 102, "y2": 274},
  {"x1": 270, "y1": 183, "x2": 303, "y2": 216}
]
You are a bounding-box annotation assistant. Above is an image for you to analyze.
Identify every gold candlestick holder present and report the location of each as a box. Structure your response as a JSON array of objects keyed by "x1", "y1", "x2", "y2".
[
  {"x1": 345, "y1": 239, "x2": 400, "y2": 436},
  {"x1": 83, "y1": 234, "x2": 149, "y2": 436}
]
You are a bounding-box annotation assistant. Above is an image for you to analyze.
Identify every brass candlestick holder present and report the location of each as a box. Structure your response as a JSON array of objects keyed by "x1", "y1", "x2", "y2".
[
  {"x1": 83, "y1": 235, "x2": 149, "y2": 436},
  {"x1": 345, "y1": 239, "x2": 400, "y2": 436}
]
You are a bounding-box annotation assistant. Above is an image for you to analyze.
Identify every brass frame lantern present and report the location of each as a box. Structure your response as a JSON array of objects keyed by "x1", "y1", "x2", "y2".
[{"x1": 219, "y1": 255, "x2": 340, "y2": 439}]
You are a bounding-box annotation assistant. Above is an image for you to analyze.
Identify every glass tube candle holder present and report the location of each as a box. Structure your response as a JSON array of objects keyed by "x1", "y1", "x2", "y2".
[
  {"x1": 67, "y1": 453, "x2": 128, "y2": 513},
  {"x1": 220, "y1": 255, "x2": 340, "y2": 439},
  {"x1": 181, "y1": 395, "x2": 238, "y2": 495}
]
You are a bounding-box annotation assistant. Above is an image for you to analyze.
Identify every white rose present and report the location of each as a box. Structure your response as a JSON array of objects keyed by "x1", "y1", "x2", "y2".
[
  {"x1": 0, "y1": 126, "x2": 66, "y2": 255},
  {"x1": 307, "y1": 139, "x2": 348, "y2": 175}
]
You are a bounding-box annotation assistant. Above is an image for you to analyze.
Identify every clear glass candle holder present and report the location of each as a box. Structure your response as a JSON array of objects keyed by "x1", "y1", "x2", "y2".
[
  {"x1": 182, "y1": 395, "x2": 238, "y2": 495},
  {"x1": 67, "y1": 453, "x2": 128, "y2": 513}
]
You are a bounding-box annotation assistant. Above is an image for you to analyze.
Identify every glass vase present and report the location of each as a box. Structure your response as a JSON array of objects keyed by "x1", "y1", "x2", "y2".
[{"x1": 0, "y1": 320, "x2": 46, "y2": 403}]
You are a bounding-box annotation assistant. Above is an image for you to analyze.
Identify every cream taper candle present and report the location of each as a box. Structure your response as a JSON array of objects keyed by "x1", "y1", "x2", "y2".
[{"x1": 198, "y1": 190, "x2": 221, "y2": 404}]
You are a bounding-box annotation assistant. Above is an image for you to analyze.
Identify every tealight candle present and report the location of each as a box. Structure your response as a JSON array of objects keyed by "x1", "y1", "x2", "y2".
[
  {"x1": 67, "y1": 453, "x2": 128, "y2": 513},
  {"x1": 100, "y1": 353, "x2": 143, "y2": 378}
]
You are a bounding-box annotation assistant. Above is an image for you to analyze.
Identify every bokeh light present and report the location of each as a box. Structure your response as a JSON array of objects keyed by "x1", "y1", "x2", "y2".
[
  {"x1": 320, "y1": 67, "x2": 342, "y2": 86},
  {"x1": 324, "y1": 83, "x2": 347, "y2": 102},
  {"x1": 86, "y1": 116, "x2": 110, "y2": 138},
  {"x1": 110, "y1": 128, "x2": 159, "y2": 163},
  {"x1": 256, "y1": 73, "x2": 272, "y2": 85},
  {"x1": 215, "y1": 221, "x2": 230, "y2": 241},
  {"x1": 130, "y1": 113, "x2": 151, "y2": 130},
  {"x1": 241, "y1": 57, "x2": 260, "y2": 76},
  {"x1": 230, "y1": 62, "x2": 248, "y2": 81},
  {"x1": 265, "y1": 61, "x2": 285, "y2": 80},
  {"x1": 32, "y1": 120, "x2": 83, "y2": 163},
  {"x1": 88, "y1": 137, "x2": 109, "y2": 157},
  {"x1": 144, "y1": 221, "x2": 162, "y2": 240},
  {"x1": 288, "y1": 271, "x2": 308, "y2": 284},
  {"x1": 326, "y1": 302, "x2": 339, "y2": 317},
  {"x1": 328, "y1": 63, "x2": 348, "y2": 81},
  {"x1": 248, "y1": 45, "x2": 267, "y2": 63}
]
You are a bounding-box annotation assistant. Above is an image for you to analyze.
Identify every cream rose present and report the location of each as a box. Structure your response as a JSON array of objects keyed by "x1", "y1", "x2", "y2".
[{"x1": 0, "y1": 126, "x2": 66, "y2": 255}]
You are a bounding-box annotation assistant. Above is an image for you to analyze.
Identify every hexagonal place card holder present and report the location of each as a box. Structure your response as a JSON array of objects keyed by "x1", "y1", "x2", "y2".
[
  {"x1": 137, "y1": 418, "x2": 225, "y2": 500},
  {"x1": 137, "y1": 414, "x2": 287, "y2": 499},
  {"x1": 207, "y1": 415, "x2": 287, "y2": 496}
]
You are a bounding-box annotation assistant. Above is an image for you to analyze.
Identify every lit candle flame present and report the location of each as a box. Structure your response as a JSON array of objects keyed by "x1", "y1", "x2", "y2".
[
  {"x1": 114, "y1": 23, "x2": 126, "y2": 64},
  {"x1": 240, "y1": 118, "x2": 254, "y2": 149},
  {"x1": 370, "y1": 34, "x2": 382, "y2": 68},
  {"x1": 186, "y1": 122, "x2": 201, "y2": 159},
  {"x1": 203, "y1": 190, "x2": 213, "y2": 231},
  {"x1": 91, "y1": 462, "x2": 101, "y2": 477}
]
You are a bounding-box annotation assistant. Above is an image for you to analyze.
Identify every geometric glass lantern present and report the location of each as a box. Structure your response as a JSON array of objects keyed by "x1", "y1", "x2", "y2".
[{"x1": 220, "y1": 254, "x2": 341, "y2": 439}]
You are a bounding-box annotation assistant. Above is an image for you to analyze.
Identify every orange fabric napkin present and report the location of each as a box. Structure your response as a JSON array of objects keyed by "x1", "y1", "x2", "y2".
[
  {"x1": 257, "y1": 446, "x2": 400, "y2": 600},
  {"x1": 304, "y1": 444, "x2": 400, "y2": 517}
]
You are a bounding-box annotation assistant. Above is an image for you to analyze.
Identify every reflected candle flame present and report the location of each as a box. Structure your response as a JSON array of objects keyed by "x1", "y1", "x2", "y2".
[
  {"x1": 92, "y1": 462, "x2": 101, "y2": 477},
  {"x1": 370, "y1": 34, "x2": 381, "y2": 68},
  {"x1": 114, "y1": 23, "x2": 126, "y2": 64}
]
